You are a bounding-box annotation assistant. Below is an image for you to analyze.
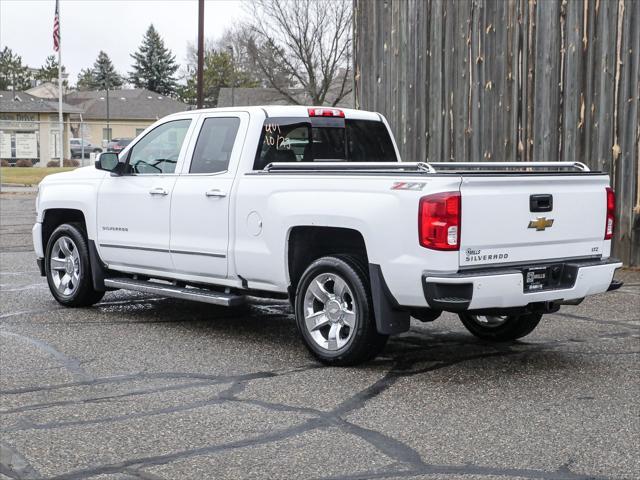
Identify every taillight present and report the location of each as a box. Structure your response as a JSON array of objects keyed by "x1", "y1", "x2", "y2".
[
  {"x1": 307, "y1": 107, "x2": 345, "y2": 118},
  {"x1": 605, "y1": 187, "x2": 615, "y2": 240},
  {"x1": 419, "y1": 192, "x2": 461, "y2": 250}
]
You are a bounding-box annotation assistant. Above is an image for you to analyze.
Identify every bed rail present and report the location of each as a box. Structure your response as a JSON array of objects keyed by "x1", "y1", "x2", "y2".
[
  {"x1": 426, "y1": 161, "x2": 590, "y2": 172},
  {"x1": 263, "y1": 161, "x2": 437, "y2": 173},
  {"x1": 261, "y1": 161, "x2": 591, "y2": 174}
]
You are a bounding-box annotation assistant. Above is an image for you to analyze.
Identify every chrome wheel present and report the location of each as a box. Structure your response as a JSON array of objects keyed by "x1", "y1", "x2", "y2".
[
  {"x1": 49, "y1": 236, "x2": 81, "y2": 297},
  {"x1": 303, "y1": 273, "x2": 356, "y2": 351},
  {"x1": 468, "y1": 314, "x2": 509, "y2": 328}
]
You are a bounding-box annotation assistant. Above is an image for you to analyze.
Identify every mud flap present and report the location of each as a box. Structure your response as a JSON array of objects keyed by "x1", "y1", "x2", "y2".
[
  {"x1": 88, "y1": 240, "x2": 108, "y2": 291},
  {"x1": 368, "y1": 264, "x2": 410, "y2": 335}
]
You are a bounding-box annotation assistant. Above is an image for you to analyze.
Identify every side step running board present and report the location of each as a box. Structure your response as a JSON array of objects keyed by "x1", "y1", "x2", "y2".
[{"x1": 104, "y1": 277, "x2": 246, "y2": 307}]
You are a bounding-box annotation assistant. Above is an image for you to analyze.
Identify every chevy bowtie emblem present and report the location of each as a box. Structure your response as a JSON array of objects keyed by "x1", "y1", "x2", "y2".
[{"x1": 528, "y1": 217, "x2": 554, "y2": 231}]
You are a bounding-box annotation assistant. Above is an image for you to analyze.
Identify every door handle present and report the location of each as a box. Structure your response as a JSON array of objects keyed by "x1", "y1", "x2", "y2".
[
  {"x1": 205, "y1": 189, "x2": 227, "y2": 198},
  {"x1": 149, "y1": 187, "x2": 168, "y2": 196}
]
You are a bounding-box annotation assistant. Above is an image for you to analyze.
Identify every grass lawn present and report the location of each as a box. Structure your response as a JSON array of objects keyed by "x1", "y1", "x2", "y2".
[{"x1": 0, "y1": 167, "x2": 76, "y2": 186}]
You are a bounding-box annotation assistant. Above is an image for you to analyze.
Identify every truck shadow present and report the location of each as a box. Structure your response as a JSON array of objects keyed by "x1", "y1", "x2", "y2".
[{"x1": 95, "y1": 292, "x2": 579, "y2": 375}]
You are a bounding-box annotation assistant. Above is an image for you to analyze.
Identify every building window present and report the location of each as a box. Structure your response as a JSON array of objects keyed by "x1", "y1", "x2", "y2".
[
  {"x1": 135, "y1": 128, "x2": 145, "y2": 137},
  {"x1": 102, "y1": 128, "x2": 112, "y2": 142}
]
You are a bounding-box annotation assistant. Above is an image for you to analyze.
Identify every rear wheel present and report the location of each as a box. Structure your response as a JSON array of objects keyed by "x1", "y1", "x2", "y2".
[
  {"x1": 45, "y1": 223, "x2": 105, "y2": 307},
  {"x1": 295, "y1": 255, "x2": 387, "y2": 366},
  {"x1": 458, "y1": 312, "x2": 543, "y2": 342}
]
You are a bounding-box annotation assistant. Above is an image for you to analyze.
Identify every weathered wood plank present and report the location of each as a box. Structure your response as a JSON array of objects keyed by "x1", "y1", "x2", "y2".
[
  {"x1": 427, "y1": 0, "x2": 445, "y2": 162},
  {"x1": 590, "y1": 0, "x2": 618, "y2": 174},
  {"x1": 532, "y1": 0, "x2": 561, "y2": 163},
  {"x1": 561, "y1": 0, "x2": 586, "y2": 164}
]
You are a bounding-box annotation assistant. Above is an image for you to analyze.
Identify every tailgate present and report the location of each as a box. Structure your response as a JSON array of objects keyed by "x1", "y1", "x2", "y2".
[{"x1": 459, "y1": 175, "x2": 610, "y2": 268}]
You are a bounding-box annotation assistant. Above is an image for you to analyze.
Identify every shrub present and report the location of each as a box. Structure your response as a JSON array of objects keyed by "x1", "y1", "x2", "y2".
[
  {"x1": 47, "y1": 159, "x2": 79, "y2": 167},
  {"x1": 0, "y1": 159, "x2": 9, "y2": 167},
  {"x1": 15, "y1": 159, "x2": 33, "y2": 167}
]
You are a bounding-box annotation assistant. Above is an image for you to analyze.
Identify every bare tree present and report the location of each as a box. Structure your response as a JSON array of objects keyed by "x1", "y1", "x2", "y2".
[{"x1": 244, "y1": 0, "x2": 352, "y2": 106}]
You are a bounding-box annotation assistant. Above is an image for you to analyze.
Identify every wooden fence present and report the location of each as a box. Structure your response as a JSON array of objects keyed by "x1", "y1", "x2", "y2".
[{"x1": 353, "y1": 0, "x2": 639, "y2": 265}]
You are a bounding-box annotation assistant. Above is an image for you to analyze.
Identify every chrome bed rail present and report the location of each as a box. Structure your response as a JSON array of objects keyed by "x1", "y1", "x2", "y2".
[
  {"x1": 263, "y1": 161, "x2": 437, "y2": 173},
  {"x1": 262, "y1": 161, "x2": 591, "y2": 174},
  {"x1": 426, "y1": 161, "x2": 590, "y2": 172}
]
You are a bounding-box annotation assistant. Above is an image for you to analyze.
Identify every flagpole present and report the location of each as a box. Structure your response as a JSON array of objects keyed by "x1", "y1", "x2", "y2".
[{"x1": 57, "y1": 0, "x2": 63, "y2": 167}]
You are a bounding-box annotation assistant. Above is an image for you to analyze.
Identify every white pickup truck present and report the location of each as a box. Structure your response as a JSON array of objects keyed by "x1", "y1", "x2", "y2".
[{"x1": 33, "y1": 106, "x2": 622, "y2": 365}]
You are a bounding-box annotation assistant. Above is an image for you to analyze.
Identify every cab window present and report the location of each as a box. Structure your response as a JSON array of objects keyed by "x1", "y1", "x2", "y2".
[
  {"x1": 189, "y1": 117, "x2": 240, "y2": 174},
  {"x1": 255, "y1": 122, "x2": 310, "y2": 169},
  {"x1": 253, "y1": 118, "x2": 397, "y2": 170},
  {"x1": 127, "y1": 119, "x2": 191, "y2": 174}
]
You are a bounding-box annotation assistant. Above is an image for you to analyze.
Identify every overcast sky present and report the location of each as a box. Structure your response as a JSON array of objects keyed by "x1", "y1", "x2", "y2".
[{"x1": 0, "y1": 0, "x2": 246, "y2": 85}]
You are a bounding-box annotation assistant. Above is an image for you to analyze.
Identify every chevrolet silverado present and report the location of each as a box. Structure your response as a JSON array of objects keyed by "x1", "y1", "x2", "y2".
[{"x1": 33, "y1": 106, "x2": 622, "y2": 365}]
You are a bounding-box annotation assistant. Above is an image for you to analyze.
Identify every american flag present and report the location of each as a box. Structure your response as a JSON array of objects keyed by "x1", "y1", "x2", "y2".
[{"x1": 53, "y1": 0, "x2": 60, "y2": 52}]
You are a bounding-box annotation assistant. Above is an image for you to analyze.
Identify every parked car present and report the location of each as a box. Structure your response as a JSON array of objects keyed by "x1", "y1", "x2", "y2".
[
  {"x1": 106, "y1": 138, "x2": 132, "y2": 154},
  {"x1": 69, "y1": 138, "x2": 102, "y2": 159},
  {"x1": 33, "y1": 106, "x2": 622, "y2": 365}
]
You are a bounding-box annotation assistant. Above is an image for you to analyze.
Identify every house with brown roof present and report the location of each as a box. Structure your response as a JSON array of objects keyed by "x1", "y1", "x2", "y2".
[
  {"x1": 0, "y1": 90, "x2": 81, "y2": 166},
  {"x1": 64, "y1": 89, "x2": 190, "y2": 148}
]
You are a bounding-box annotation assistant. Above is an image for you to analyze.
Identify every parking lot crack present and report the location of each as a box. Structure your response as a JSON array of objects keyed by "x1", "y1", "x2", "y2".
[
  {"x1": 0, "y1": 330, "x2": 92, "y2": 381},
  {"x1": 0, "y1": 442, "x2": 41, "y2": 479}
]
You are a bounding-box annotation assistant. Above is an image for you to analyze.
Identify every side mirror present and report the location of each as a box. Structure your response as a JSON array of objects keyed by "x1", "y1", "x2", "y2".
[{"x1": 95, "y1": 152, "x2": 119, "y2": 172}]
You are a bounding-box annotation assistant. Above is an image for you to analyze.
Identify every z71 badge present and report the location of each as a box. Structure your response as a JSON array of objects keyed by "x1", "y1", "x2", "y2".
[{"x1": 391, "y1": 182, "x2": 425, "y2": 191}]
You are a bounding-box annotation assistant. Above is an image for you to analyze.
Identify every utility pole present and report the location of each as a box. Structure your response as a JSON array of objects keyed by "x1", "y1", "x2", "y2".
[
  {"x1": 80, "y1": 114, "x2": 84, "y2": 162},
  {"x1": 227, "y1": 45, "x2": 235, "y2": 107},
  {"x1": 196, "y1": 0, "x2": 204, "y2": 109},
  {"x1": 106, "y1": 76, "x2": 110, "y2": 143}
]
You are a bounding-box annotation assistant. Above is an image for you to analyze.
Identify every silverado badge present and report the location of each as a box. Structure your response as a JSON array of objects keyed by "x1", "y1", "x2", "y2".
[{"x1": 528, "y1": 217, "x2": 554, "y2": 231}]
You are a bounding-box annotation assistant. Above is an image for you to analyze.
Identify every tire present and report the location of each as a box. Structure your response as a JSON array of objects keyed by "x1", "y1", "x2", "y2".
[
  {"x1": 45, "y1": 223, "x2": 105, "y2": 307},
  {"x1": 458, "y1": 312, "x2": 543, "y2": 342},
  {"x1": 294, "y1": 255, "x2": 388, "y2": 366}
]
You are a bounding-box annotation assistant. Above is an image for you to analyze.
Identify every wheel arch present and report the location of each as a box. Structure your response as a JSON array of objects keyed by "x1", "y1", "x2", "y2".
[
  {"x1": 287, "y1": 225, "x2": 409, "y2": 335},
  {"x1": 42, "y1": 208, "x2": 87, "y2": 249},
  {"x1": 41, "y1": 209, "x2": 107, "y2": 291},
  {"x1": 287, "y1": 226, "x2": 369, "y2": 293}
]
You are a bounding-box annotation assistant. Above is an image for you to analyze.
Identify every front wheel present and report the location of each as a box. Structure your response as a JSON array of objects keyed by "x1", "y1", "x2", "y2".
[
  {"x1": 294, "y1": 255, "x2": 388, "y2": 366},
  {"x1": 458, "y1": 312, "x2": 543, "y2": 342},
  {"x1": 45, "y1": 223, "x2": 105, "y2": 307}
]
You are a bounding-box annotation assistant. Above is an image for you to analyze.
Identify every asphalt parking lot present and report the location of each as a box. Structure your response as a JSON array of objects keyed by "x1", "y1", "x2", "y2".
[{"x1": 1, "y1": 191, "x2": 638, "y2": 480}]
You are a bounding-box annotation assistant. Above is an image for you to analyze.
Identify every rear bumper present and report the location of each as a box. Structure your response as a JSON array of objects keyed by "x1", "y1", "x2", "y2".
[{"x1": 422, "y1": 258, "x2": 622, "y2": 312}]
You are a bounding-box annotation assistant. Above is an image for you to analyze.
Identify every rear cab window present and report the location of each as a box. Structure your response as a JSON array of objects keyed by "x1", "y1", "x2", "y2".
[{"x1": 253, "y1": 116, "x2": 397, "y2": 170}]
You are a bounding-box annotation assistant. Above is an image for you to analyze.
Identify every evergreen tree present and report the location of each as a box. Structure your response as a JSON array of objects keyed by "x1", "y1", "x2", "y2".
[
  {"x1": 34, "y1": 55, "x2": 68, "y2": 87},
  {"x1": 0, "y1": 47, "x2": 32, "y2": 91},
  {"x1": 129, "y1": 24, "x2": 178, "y2": 95},
  {"x1": 76, "y1": 68, "x2": 96, "y2": 91},
  {"x1": 93, "y1": 51, "x2": 123, "y2": 89}
]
